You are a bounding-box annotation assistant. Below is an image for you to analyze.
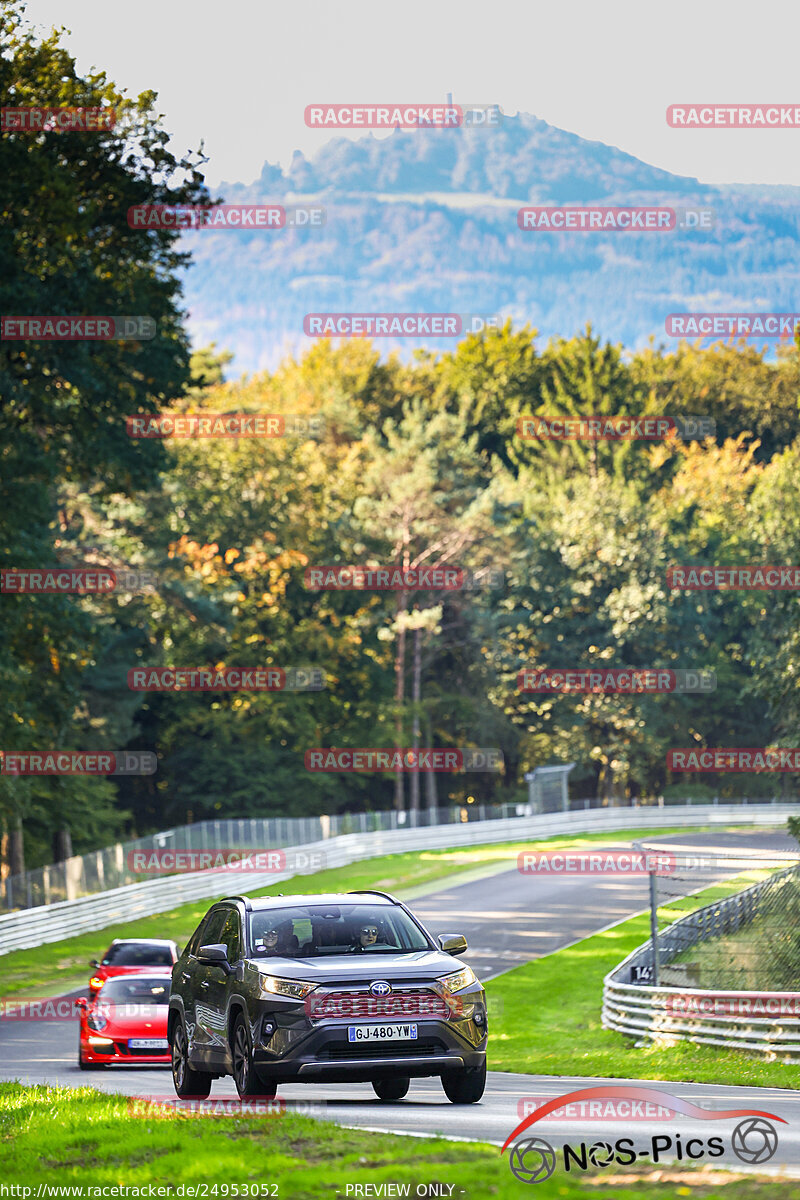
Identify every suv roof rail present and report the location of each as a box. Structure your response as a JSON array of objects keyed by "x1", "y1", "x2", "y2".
[
  {"x1": 348, "y1": 889, "x2": 398, "y2": 902},
  {"x1": 220, "y1": 895, "x2": 253, "y2": 911}
]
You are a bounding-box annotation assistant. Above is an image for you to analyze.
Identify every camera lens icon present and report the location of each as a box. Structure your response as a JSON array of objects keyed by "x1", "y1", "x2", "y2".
[
  {"x1": 588, "y1": 1140, "x2": 614, "y2": 1167},
  {"x1": 508, "y1": 1136, "x2": 557, "y2": 1184},
  {"x1": 732, "y1": 1118, "x2": 779, "y2": 1164}
]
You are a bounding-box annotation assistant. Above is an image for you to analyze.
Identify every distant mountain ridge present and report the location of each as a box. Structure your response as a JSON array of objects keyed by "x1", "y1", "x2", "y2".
[{"x1": 181, "y1": 113, "x2": 800, "y2": 374}]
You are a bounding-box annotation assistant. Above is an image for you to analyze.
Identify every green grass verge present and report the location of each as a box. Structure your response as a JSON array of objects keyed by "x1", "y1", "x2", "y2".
[
  {"x1": 0, "y1": 1083, "x2": 793, "y2": 1198},
  {"x1": 1, "y1": 826, "x2": 703, "y2": 1000},
  {"x1": 486, "y1": 869, "x2": 799, "y2": 1088}
]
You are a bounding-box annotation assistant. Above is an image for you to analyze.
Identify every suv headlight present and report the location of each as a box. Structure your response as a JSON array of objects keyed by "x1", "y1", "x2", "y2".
[
  {"x1": 259, "y1": 975, "x2": 317, "y2": 1000},
  {"x1": 438, "y1": 965, "x2": 476, "y2": 993}
]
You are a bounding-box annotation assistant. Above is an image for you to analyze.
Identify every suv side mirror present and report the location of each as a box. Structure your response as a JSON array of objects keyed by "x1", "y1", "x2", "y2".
[
  {"x1": 197, "y1": 943, "x2": 232, "y2": 972},
  {"x1": 75, "y1": 997, "x2": 88, "y2": 1011},
  {"x1": 89, "y1": 960, "x2": 99, "y2": 969},
  {"x1": 438, "y1": 933, "x2": 468, "y2": 956}
]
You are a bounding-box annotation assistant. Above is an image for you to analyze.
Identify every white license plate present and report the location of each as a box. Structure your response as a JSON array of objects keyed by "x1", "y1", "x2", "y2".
[
  {"x1": 128, "y1": 1038, "x2": 168, "y2": 1049},
  {"x1": 347, "y1": 1023, "x2": 418, "y2": 1042}
]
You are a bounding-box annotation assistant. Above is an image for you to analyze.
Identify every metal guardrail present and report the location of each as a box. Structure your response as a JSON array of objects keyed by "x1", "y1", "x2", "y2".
[
  {"x1": 3, "y1": 795, "x2": 790, "y2": 911},
  {"x1": 3, "y1": 804, "x2": 526, "y2": 910},
  {"x1": 603, "y1": 859, "x2": 800, "y2": 1058},
  {"x1": 0, "y1": 802, "x2": 794, "y2": 956}
]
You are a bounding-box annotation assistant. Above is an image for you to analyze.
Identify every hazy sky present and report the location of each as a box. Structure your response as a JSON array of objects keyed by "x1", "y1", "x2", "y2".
[{"x1": 25, "y1": 0, "x2": 800, "y2": 189}]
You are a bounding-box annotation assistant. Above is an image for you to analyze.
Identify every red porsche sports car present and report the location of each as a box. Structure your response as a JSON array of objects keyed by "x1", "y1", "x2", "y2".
[
  {"x1": 78, "y1": 973, "x2": 171, "y2": 1068},
  {"x1": 87, "y1": 938, "x2": 179, "y2": 995}
]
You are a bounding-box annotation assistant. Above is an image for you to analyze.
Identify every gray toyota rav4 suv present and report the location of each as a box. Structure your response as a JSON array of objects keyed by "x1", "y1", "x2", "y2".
[{"x1": 168, "y1": 890, "x2": 487, "y2": 1103}]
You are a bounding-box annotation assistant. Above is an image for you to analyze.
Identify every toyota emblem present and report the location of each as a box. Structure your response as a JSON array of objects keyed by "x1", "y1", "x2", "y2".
[{"x1": 369, "y1": 980, "x2": 392, "y2": 996}]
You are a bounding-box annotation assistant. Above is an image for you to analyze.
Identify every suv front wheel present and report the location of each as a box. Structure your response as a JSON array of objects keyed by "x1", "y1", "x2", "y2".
[
  {"x1": 232, "y1": 1012, "x2": 277, "y2": 1098},
  {"x1": 441, "y1": 1061, "x2": 486, "y2": 1104},
  {"x1": 172, "y1": 1019, "x2": 213, "y2": 1099}
]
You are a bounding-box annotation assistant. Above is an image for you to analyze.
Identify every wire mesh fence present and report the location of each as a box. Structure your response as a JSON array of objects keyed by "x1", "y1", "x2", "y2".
[{"x1": 630, "y1": 837, "x2": 800, "y2": 991}]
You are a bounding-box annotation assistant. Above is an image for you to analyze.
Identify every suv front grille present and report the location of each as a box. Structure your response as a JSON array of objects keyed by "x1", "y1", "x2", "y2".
[
  {"x1": 318, "y1": 1039, "x2": 447, "y2": 1061},
  {"x1": 308, "y1": 988, "x2": 449, "y2": 1022}
]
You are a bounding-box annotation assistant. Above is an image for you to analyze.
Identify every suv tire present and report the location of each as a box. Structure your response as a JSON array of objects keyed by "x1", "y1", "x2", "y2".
[
  {"x1": 232, "y1": 1012, "x2": 277, "y2": 1098},
  {"x1": 372, "y1": 1076, "x2": 410, "y2": 1101},
  {"x1": 441, "y1": 1061, "x2": 486, "y2": 1104},
  {"x1": 172, "y1": 1018, "x2": 213, "y2": 1099}
]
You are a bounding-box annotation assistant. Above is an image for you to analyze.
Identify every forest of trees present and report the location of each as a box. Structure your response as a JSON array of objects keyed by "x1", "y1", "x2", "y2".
[{"x1": 3, "y1": 3, "x2": 800, "y2": 874}]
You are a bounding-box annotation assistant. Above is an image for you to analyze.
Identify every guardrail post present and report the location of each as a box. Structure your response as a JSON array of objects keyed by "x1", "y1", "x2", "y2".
[{"x1": 649, "y1": 869, "x2": 659, "y2": 987}]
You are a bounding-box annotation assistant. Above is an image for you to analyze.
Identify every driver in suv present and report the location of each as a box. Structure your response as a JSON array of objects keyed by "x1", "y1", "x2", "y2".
[
  {"x1": 168, "y1": 890, "x2": 487, "y2": 1105},
  {"x1": 349, "y1": 923, "x2": 379, "y2": 952}
]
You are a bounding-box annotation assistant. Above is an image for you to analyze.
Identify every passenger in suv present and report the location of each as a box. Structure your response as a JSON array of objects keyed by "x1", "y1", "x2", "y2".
[{"x1": 168, "y1": 891, "x2": 487, "y2": 1104}]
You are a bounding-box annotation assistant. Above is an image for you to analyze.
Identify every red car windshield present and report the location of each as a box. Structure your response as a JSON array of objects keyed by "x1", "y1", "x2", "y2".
[
  {"x1": 101, "y1": 944, "x2": 173, "y2": 966},
  {"x1": 96, "y1": 978, "x2": 171, "y2": 1005}
]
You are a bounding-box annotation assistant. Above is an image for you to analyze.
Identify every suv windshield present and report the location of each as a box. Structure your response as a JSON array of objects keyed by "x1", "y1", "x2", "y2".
[
  {"x1": 248, "y1": 903, "x2": 431, "y2": 958},
  {"x1": 101, "y1": 943, "x2": 174, "y2": 966},
  {"x1": 96, "y1": 977, "x2": 171, "y2": 1004}
]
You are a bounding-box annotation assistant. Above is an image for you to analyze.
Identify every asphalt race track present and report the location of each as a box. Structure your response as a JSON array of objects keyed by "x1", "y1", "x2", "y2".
[
  {"x1": 3, "y1": 828, "x2": 800, "y2": 1175},
  {"x1": 412, "y1": 826, "x2": 800, "y2": 981}
]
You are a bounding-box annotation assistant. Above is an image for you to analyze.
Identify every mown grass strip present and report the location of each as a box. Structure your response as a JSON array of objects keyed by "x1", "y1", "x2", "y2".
[{"x1": 0, "y1": 1083, "x2": 794, "y2": 1198}]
